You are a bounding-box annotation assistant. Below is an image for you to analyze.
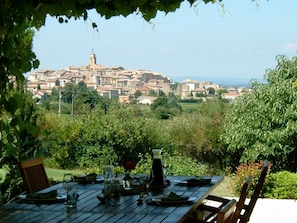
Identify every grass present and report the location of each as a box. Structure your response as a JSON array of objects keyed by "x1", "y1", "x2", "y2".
[
  {"x1": 211, "y1": 176, "x2": 235, "y2": 197},
  {"x1": 45, "y1": 168, "x2": 84, "y2": 182}
]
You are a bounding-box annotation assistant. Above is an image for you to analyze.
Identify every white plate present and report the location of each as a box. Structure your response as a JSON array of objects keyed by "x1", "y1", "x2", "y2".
[
  {"x1": 173, "y1": 177, "x2": 212, "y2": 186},
  {"x1": 18, "y1": 194, "x2": 66, "y2": 202},
  {"x1": 151, "y1": 196, "x2": 197, "y2": 205}
]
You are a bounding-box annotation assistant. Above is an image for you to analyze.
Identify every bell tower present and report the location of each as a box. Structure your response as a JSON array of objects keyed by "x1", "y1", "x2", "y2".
[{"x1": 89, "y1": 49, "x2": 96, "y2": 66}]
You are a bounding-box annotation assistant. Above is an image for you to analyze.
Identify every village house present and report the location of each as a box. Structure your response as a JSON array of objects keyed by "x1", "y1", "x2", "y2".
[{"x1": 26, "y1": 51, "x2": 249, "y2": 102}]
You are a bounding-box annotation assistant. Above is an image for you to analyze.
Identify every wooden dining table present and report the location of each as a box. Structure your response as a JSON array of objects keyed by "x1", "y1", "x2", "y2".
[{"x1": 0, "y1": 175, "x2": 223, "y2": 223}]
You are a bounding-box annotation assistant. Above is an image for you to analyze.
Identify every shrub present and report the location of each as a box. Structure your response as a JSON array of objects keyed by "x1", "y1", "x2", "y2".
[
  {"x1": 262, "y1": 171, "x2": 297, "y2": 199},
  {"x1": 135, "y1": 151, "x2": 212, "y2": 177},
  {"x1": 83, "y1": 152, "x2": 213, "y2": 177},
  {"x1": 169, "y1": 154, "x2": 210, "y2": 176},
  {"x1": 232, "y1": 160, "x2": 270, "y2": 197}
]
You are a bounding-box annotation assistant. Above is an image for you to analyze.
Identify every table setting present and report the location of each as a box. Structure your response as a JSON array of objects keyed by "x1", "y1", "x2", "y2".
[
  {"x1": 15, "y1": 148, "x2": 214, "y2": 209},
  {"x1": 89, "y1": 149, "x2": 211, "y2": 207},
  {"x1": 146, "y1": 192, "x2": 198, "y2": 206},
  {"x1": 74, "y1": 173, "x2": 104, "y2": 184},
  {"x1": 172, "y1": 176, "x2": 213, "y2": 186},
  {"x1": 17, "y1": 189, "x2": 66, "y2": 204},
  {"x1": 3, "y1": 174, "x2": 224, "y2": 223},
  {"x1": 2, "y1": 149, "x2": 224, "y2": 223}
]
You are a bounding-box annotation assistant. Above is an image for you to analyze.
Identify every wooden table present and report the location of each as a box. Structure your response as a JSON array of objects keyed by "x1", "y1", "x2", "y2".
[{"x1": 0, "y1": 175, "x2": 223, "y2": 223}]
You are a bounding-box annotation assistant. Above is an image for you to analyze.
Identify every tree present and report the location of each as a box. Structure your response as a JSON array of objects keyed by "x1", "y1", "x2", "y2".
[
  {"x1": 62, "y1": 83, "x2": 77, "y2": 103},
  {"x1": 0, "y1": 27, "x2": 39, "y2": 165},
  {"x1": 151, "y1": 92, "x2": 181, "y2": 119},
  {"x1": 0, "y1": 87, "x2": 40, "y2": 204},
  {"x1": 195, "y1": 92, "x2": 206, "y2": 97},
  {"x1": 216, "y1": 88, "x2": 228, "y2": 98},
  {"x1": 148, "y1": 89, "x2": 157, "y2": 97},
  {"x1": 134, "y1": 90, "x2": 142, "y2": 98},
  {"x1": 207, "y1": 87, "x2": 215, "y2": 95},
  {"x1": 222, "y1": 55, "x2": 297, "y2": 172},
  {"x1": 41, "y1": 81, "x2": 103, "y2": 114},
  {"x1": 167, "y1": 93, "x2": 182, "y2": 111}
]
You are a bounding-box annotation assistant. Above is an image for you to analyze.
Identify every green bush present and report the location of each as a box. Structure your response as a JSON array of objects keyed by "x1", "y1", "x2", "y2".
[
  {"x1": 262, "y1": 171, "x2": 297, "y2": 199},
  {"x1": 169, "y1": 155, "x2": 210, "y2": 176},
  {"x1": 80, "y1": 152, "x2": 212, "y2": 177}
]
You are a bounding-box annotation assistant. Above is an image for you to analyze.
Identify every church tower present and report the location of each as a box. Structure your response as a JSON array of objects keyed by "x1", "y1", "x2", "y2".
[{"x1": 89, "y1": 50, "x2": 96, "y2": 66}]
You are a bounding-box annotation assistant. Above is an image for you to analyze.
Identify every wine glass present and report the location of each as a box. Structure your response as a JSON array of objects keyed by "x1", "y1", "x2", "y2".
[
  {"x1": 163, "y1": 155, "x2": 170, "y2": 178},
  {"x1": 63, "y1": 173, "x2": 74, "y2": 191},
  {"x1": 138, "y1": 173, "x2": 152, "y2": 199}
]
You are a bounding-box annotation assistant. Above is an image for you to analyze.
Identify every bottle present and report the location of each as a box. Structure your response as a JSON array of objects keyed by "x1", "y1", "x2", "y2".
[
  {"x1": 103, "y1": 174, "x2": 112, "y2": 202},
  {"x1": 151, "y1": 149, "x2": 165, "y2": 187},
  {"x1": 113, "y1": 174, "x2": 121, "y2": 198}
]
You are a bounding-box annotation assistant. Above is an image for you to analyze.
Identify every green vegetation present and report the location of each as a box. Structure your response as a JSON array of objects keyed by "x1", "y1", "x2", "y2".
[
  {"x1": 37, "y1": 98, "x2": 228, "y2": 171},
  {"x1": 151, "y1": 91, "x2": 182, "y2": 119},
  {"x1": 3, "y1": 55, "x2": 297, "y2": 205},
  {"x1": 212, "y1": 176, "x2": 234, "y2": 197},
  {"x1": 2, "y1": 0, "x2": 297, "y2": 206},
  {"x1": 222, "y1": 55, "x2": 297, "y2": 172},
  {"x1": 41, "y1": 81, "x2": 106, "y2": 115},
  {"x1": 262, "y1": 171, "x2": 297, "y2": 199},
  {"x1": 45, "y1": 168, "x2": 84, "y2": 183},
  {"x1": 0, "y1": 0, "x2": 245, "y2": 171}
]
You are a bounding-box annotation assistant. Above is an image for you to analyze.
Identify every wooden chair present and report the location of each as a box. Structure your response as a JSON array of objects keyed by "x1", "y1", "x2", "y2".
[
  {"x1": 184, "y1": 199, "x2": 237, "y2": 223},
  {"x1": 18, "y1": 157, "x2": 50, "y2": 193},
  {"x1": 216, "y1": 199, "x2": 237, "y2": 223},
  {"x1": 238, "y1": 160, "x2": 269, "y2": 223},
  {"x1": 197, "y1": 160, "x2": 269, "y2": 223},
  {"x1": 195, "y1": 175, "x2": 252, "y2": 223}
]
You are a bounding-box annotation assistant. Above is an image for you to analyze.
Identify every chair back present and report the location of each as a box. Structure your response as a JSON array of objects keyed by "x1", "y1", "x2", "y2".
[
  {"x1": 216, "y1": 199, "x2": 237, "y2": 223},
  {"x1": 231, "y1": 175, "x2": 253, "y2": 223},
  {"x1": 239, "y1": 160, "x2": 269, "y2": 223},
  {"x1": 18, "y1": 157, "x2": 50, "y2": 193}
]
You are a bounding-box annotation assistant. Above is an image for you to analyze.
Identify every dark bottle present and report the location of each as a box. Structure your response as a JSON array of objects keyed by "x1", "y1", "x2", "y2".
[{"x1": 151, "y1": 149, "x2": 165, "y2": 187}]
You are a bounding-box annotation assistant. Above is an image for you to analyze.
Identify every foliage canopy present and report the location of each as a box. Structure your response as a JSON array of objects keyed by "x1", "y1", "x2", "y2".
[{"x1": 222, "y1": 55, "x2": 297, "y2": 172}]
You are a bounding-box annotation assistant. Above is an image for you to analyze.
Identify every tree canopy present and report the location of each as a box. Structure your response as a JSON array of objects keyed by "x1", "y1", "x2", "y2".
[{"x1": 222, "y1": 55, "x2": 297, "y2": 172}]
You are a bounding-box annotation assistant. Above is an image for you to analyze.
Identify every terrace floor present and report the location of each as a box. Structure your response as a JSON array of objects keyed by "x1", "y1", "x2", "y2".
[{"x1": 245, "y1": 198, "x2": 297, "y2": 222}]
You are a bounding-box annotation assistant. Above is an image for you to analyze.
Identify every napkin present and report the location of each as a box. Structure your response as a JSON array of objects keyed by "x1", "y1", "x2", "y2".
[
  {"x1": 75, "y1": 173, "x2": 97, "y2": 182},
  {"x1": 26, "y1": 190, "x2": 58, "y2": 200},
  {"x1": 161, "y1": 192, "x2": 189, "y2": 201},
  {"x1": 186, "y1": 177, "x2": 211, "y2": 186}
]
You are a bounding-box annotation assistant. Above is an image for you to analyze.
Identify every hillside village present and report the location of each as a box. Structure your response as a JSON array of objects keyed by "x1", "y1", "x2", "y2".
[{"x1": 26, "y1": 52, "x2": 249, "y2": 104}]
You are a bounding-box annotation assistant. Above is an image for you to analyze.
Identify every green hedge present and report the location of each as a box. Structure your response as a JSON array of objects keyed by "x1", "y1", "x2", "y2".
[{"x1": 262, "y1": 171, "x2": 297, "y2": 199}]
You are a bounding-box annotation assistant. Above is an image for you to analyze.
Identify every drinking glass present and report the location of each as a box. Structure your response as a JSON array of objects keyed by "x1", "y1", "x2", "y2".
[
  {"x1": 63, "y1": 173, "x2": 73, "y2": 191},
  {"x1": 103, "y1": 165, "x2": 114, "y2": 177},
  {"x1": 66, "y1": 181, "x2": 78, "y2": 208},
  {"x1": 63, "y1": 173, "x2": 77, "y2": 208},
  {"x1": 163, "y1": 155, "x2": 170, "y2": 177},
  {"x1": 139, "y1": 174, "x2": 152, "y2": 196}
]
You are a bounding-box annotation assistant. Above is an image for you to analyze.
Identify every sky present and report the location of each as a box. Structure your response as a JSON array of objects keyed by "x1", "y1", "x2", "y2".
[{"x1": 32, "y1": 0, "x2": 297, "y2": 85}]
